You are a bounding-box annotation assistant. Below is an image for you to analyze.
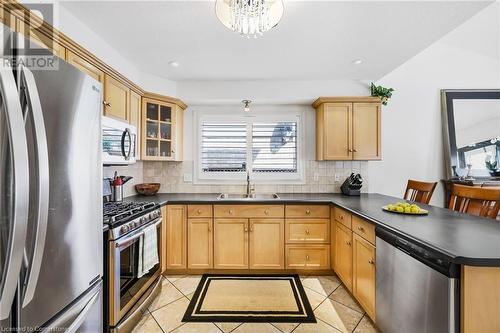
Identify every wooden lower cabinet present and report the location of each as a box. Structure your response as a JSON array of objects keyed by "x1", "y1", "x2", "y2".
[
  {"x1": 285, "y1": 219, "x2": 330, "y2": 244},
  {"x1": 160, "y1": 205, "x2": 167, "y2": 274},
  {"x1": 166, "y1": 205, "x2": 187, "y2": 269},
  {"x1": 249, "y1": 219, "x2": 284, "y2": 269},
  {"x1": 352, "y1": 233, "x2": 376, "y2": 320},
  {"x1": 285, "y1": 245, "x2": 330, "y2": 269},
  {"x1": 335, "y1": 222, "x2": 353, "y2": 291},
  {"x1": 214, "y1": 219, "x2": 248, "y2": 269},
  {"x1": 330, "y1": 210, "x2": 336, "y2": 271},
  {"x1": 188, "y1": 218, "x2": 213, "y2": 269}
]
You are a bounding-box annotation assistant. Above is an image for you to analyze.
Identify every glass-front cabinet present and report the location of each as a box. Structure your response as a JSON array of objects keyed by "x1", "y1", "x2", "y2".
[{"x1": 141, "y1": 97, "x2": 185, "y2": 161}]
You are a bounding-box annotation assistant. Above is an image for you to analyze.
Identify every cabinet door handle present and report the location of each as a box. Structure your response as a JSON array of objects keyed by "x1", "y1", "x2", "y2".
[
  {"x1": 305, "y1": 209, "x2": 311, "y2": 215},
  {"x1": 348, "y1": 148, "x2": 353, "y2": 152},
  {"x1": 103, "y1": 101, "x2": 111, "y2": 107},
  {"x1": 197, "y1": 209, "x2": 202, "y2": 214},
  {"x1": 208, "y1": 225, "x2": 212, "y2": 232},
  {"x1": 357, "y1": 226, "x2": 364, "y2": 232},
  {"x1": 305, "y1": 229, "x2": 310, "y2": 235},
  {"x1": 339, "y1": 215, "x2": 344, "y2": 220},
  {"x1": 264, "y1": 210, "x2": 269, "y2": 215},
  {"x1": 346, "y1": 241, "x2": 351, "y2": 246},
  {"x1": 368, "y1": 259, "x2": 375, "y2": 265},
  {"x1": 229, "y1": 209, "x2": 234, "y2": 215},
  {"x1": 244, "y1": 226, "x2": 248, "y2": 232},
  {"x1": 353, "y1": 148, "x2": 358, "y2": 152},
  {"x1": 306, "y1": 255, "x2": 310, "y2": 261}
]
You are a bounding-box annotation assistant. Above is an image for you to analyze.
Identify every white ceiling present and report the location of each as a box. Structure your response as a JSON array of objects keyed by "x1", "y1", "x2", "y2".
[{"x1": 60, "y1": 1, "x2": 492, "y2": 82}]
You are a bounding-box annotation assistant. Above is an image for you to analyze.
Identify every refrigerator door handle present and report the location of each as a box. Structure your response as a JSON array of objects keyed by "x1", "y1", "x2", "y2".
[
  {"x1": 65, "y1": 288, "x2": 100, "y2": 333},
  {"x1": 0, "y1": 63, "x2": 30, "y2": 320},
  {"x1": 18, "y1": 66, "x2": 50, "y2": 308}
]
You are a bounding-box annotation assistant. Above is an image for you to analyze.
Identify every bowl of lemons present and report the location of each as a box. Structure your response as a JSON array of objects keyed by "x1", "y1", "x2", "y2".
[{"x1": 382, "y1": 202, "x2": 428, "y2": 215}]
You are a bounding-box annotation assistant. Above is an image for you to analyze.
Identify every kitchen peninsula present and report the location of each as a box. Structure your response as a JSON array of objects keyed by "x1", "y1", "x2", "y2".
[{"x1": 125, "y1": 192, "x2": 500, "y2": 332}]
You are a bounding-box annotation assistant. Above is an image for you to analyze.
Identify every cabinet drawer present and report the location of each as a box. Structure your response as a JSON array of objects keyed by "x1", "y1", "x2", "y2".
[
  {"x1": 352, "y1": 216, "x2": 375, "y2": 245},
  {"x1": 188, "y1": 205, "x2": 213, "y2": 218},
  {"x1": 334, "y1": 207, "x2": 352, "y2": 229},
  {"x1": 286, "y1": 205, "x2": 330, "y2": 218},
  {"x1": 285, "y1": 245, "x2": 330, "y2": 269},
  {"x1": 214, "y1": 205, "x2": 284, "y2": 218},
  {"x1": 285, "y1": 219, "x2": 330, "y2": 244}
]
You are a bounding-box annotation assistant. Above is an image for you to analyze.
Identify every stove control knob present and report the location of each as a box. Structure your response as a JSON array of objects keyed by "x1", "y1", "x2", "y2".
[{"x1": 121, "y1": 225, "x2": 129, "y2": 234}]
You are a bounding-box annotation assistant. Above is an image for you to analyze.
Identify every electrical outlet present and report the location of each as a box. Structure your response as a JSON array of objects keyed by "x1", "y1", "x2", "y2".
[
  {"x1": 313, "y1": 173, "x2": 319, "y2": 182},
  {"x1": 183, "y1": 173, "x2": 193, "y2": 182},
  {"x1": 334, "y1": 174, "x2": 341, "y2": 182}
]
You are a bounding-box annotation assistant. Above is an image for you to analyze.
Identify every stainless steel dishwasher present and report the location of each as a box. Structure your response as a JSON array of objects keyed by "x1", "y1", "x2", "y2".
[{"x1": 376, "y1": 228, "x2": 460, "y2": 333}]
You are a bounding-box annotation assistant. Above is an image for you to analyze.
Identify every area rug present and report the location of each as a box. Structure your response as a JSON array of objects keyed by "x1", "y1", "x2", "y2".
[{"x1": 182, "y1": 274, "x2": 316, "y2": 323}]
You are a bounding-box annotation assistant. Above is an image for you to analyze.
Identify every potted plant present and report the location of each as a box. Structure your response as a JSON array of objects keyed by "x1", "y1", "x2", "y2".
[
  {"x1": 371, "y1": 83, "x2": 394, "y2": 105},
  {"x1": 485, "y1": 155, "x2": 500, "y2": 177}
]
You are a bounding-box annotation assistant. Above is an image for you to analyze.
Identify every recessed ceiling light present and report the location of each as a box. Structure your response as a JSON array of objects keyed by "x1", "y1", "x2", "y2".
[
  {"x1": 353, "y1": 59, "x2": 363, "y2": 65},
  {"x1": 169, "y1": 61, "x2": 179, "y2": 68}
]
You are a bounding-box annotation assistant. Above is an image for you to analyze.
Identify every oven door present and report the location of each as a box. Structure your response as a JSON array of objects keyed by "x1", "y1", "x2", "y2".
[
  {"x1": 108, "y1": 218, "x2": 161, "y2": 326},
  {"x1": 102, "y1": 116, "x2": 137, "y2": 165}
]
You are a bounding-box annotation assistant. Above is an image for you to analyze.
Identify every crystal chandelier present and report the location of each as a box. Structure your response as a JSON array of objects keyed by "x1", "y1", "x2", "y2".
[{"x1": 215, "y1": 0, "x2": 284, "y2": 38}]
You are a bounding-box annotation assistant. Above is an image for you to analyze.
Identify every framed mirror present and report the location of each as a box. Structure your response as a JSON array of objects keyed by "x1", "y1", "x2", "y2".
[{"x1": 441, "y1": 89, "x2": 500, "y2": 180}]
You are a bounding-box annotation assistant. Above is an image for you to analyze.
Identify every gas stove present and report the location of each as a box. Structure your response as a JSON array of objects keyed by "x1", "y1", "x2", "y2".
[{"x1": 103, "y1": 201, "x2": 161, "y2": 239}]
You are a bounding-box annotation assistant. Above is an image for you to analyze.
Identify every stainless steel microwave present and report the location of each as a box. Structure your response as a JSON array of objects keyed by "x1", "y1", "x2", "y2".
[{"x1": 102, "y1": 116, "x2": 137, "y2": 165}]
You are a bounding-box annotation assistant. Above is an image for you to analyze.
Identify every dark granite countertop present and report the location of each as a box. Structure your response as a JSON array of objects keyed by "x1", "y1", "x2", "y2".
[{"x1": 124, "y1": 192, "x2": 500, "y2": 266}]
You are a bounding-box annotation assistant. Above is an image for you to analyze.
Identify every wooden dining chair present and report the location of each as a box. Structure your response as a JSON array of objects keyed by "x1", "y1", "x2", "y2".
[
  {"x1": 448, "y1": 184, "x2": 500, "y2": 219},
  {"x1": 403, "y1": 180, "x2": 438, "y2": 204}
]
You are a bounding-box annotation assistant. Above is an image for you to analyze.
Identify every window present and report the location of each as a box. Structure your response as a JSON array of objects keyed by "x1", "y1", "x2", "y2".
[
  {"x1": 202, "y1": 123, "x2": 247, "y2": 172},
  {"x1": 252, "y1": 122, "x2": 297, "y2": 173},
  {"x1": 197, "y1": 114, "x2": 303, "y2": 183}
]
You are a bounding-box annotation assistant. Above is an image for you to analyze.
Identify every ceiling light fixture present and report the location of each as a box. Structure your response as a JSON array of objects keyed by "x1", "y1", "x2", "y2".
[
  {"x1": 242, "y1": 100, "x2": 251, "y2": 112},
  {"x1": 215, "y1": 0, "x2": 284, "y2": 38},
  {"x1": 353, "y1": 59, "x2": 363, "y2": 65},
  {"x1": 169, "y1": 61, "x2": 180, "y2": 67}
]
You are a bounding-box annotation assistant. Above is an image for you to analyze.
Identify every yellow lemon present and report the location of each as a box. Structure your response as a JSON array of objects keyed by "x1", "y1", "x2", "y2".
[
  {"x1": 410, "y1": 206, "x2": 420, "y2": 214},
  {"x1": 396, "y1": 206, "x2": 404, "y2": 213},
  {"x1": 404, "y1": 206, "x2": 412, "y2": 213}
]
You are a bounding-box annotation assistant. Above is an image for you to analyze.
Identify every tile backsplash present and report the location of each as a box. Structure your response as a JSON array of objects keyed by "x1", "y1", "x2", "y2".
[
  {"x1": 103, "y1": 161, "x2": 144, "y2": 198},
  {"x1": 139, "y1": 160, "x2": 369, "y2": 194}
]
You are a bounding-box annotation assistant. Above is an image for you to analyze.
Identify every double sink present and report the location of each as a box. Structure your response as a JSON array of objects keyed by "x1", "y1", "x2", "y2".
[{"x1": 216, "y1": 193, "x2": 280, "y2": 200}]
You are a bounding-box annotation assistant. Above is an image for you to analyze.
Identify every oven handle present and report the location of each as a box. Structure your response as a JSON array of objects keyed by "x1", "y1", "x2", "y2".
[{"x1": 114, "y1": 218, "x2": 161, "y2": 249}]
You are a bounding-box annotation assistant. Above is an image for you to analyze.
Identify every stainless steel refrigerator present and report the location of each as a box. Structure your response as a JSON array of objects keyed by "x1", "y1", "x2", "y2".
[{"x1": 0, "y1": 25, "x2": 103, "y2": 332}]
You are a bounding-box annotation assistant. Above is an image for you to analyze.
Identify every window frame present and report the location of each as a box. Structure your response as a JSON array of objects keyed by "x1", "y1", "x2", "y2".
[{"x1": 194, "y1": 112, "x2": 305, "y2": 184}]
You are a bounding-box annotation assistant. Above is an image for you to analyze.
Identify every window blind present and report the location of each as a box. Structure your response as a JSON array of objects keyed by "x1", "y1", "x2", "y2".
[
  {"x1": 252, "y1": 122, "x2": 297, "y2": 173},
  {"x1": 201, "y1": 123, "x2": 247, "y2": 172}
]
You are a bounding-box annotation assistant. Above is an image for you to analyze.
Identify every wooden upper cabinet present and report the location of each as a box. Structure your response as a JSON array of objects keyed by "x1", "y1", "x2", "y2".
[
  {"x1": 188, "y1": 218, "x2": 213, "y2": 269},
  {"x1": 66, "y1": 50, "x2": 104, "y2": 83},
  {"x1": 166, "y1": 205, "x2": 187, "y2": 269},
  {"x1": 352, "y1": 103, "x2": 381, "y2": 160},
  {"x1": 16, "y1": 19, "x2": 66, "y2": 59},
  {"x1": 142, "y1": 97, "x2": 184, "y2": 161},
  {"x1": 353, "y1": 233, "x2": 376, "y2": 320},
  {"x1": 104, "y1": 74, "x2": 130, "y2": 121},
  {"x1": 313, "y1": 97, "x2": 381, "y2": 161},
  {"x1": 318, "y1": 103, "x2": 352, "y2": 160},
  {"x1": 214, "y1": 219, "x2": 248, "y2": 269},
  {"x1": 129, "y1": 90, "x2": 142, "y2": 159},
  {"x1": 249, "y1": 219, "x2": 284, "y2": 269}
]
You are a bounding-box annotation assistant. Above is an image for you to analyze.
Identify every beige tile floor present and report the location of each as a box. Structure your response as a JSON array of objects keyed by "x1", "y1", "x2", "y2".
[{"x1": 132, "y1": 275, "x2": 378, "y2": 333}]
